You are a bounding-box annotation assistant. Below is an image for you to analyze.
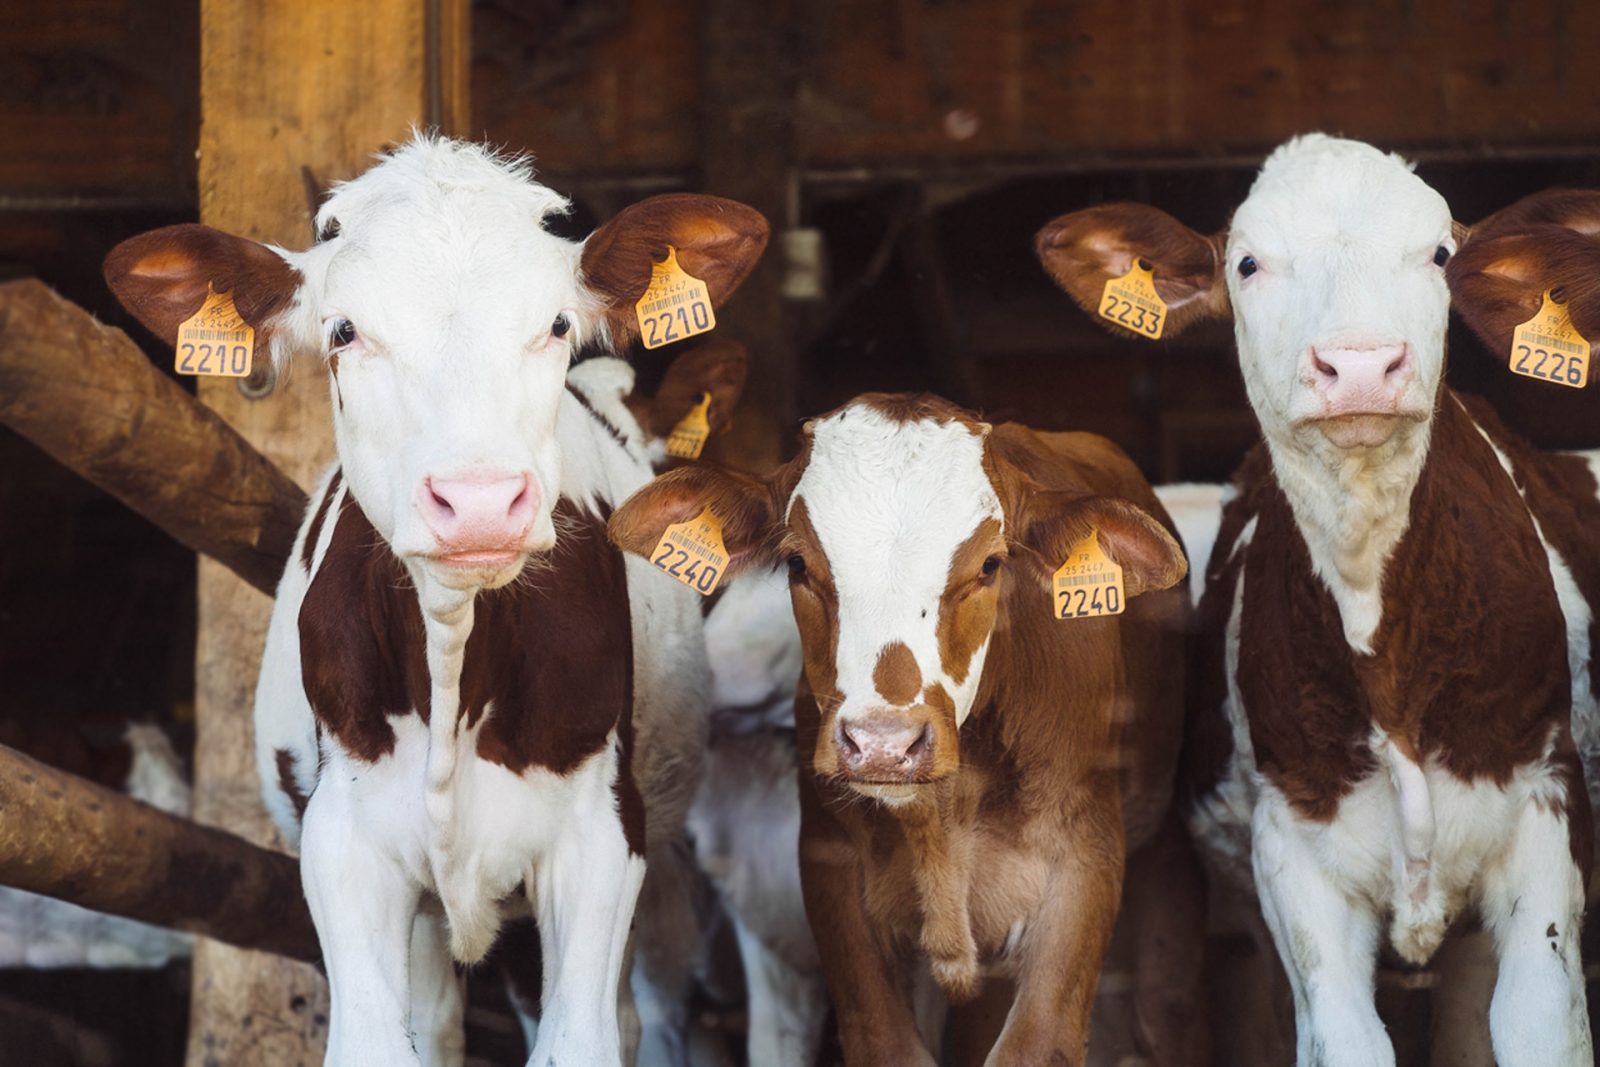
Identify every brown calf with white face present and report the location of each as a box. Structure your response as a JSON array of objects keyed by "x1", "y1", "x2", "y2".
[{"x1": 612, "y1": 393, "x2": 1198, "y2": 1066}]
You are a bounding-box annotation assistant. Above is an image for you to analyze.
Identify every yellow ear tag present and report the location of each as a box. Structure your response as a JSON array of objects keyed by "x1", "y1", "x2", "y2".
[
  {"x1": 665, "y1": 392, "x2": 713, "y2": 460},
  {"x1": 1510, "y1": 289, "x2": 1589, "y2": 389},
  {"x1": 649, "y1": 507, "x2": 728, "y2": 596},
  {"x1": 1051, "y1": 528, "x2": 1125, "y2": 620},
  {"x1": 175, "y1": 284, "x2": 255, "y2": 377},
  {"x1": 635, "y1": 246, "x2": 716, "y2": 350},
  {"x1": 1098, "y1": 260, "x2": 1167, "y2": 340}
]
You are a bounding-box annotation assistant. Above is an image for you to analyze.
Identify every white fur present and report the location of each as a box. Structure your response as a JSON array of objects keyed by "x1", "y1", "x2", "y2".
[
  {"x1": 788, "y1": 405, "x2": 1002, "y2": 730},
  {"x1": 1153, "y1": 482, "x2": 1226, "y2": 602}
]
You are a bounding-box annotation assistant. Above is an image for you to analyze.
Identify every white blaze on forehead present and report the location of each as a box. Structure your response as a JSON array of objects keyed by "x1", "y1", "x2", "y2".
[{"x1": 789, "y1": 404, "x2": 1002, "y2": 722}]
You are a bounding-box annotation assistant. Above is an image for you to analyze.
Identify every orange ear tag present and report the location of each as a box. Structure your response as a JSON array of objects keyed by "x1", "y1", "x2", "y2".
[
  {"x1": 1509, "y1": 290, "x2": 1589, "y2": 389},
  {"x1": 1051, "y1": 528, "x2": 1125, "y2": 620},
  {"x1": 665, "y1": 392, "x2": 713, "y2": 460},
  {"x1": 175, "y1": 284, "x2": 255, "y2": 377},
  {"x1": 635, "y1": 246, "x2": 716, "y2": 350},
  {"x1": 1098, "y1": 260, "x2": 1167, "y2": 340},
  {"x1": 649, "y1": 507, "x2": 728, "y2": 596}
]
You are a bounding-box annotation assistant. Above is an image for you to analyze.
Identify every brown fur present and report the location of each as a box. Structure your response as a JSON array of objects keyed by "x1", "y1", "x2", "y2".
[
  {"x1": 299, "y1": 469, "x2": 342, "y2": 572},
  {"x1": 873, "y1": 642, "x2": 923, "y2": 706},
  {"x1": 630, "y1": 337, "x2": 749, "y2": 442}
]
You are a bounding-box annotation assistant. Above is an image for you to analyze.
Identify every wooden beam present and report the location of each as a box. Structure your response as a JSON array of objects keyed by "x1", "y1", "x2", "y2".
[
  {"x1": 0, "y1": 742, "x2": 318, "y2": 963},
  {"x1": 188, "y1": 1, "x2": 469, "y2": 1061},
  {"x1": 0, "y1": 279, "x2": 306, "y2": 596}
]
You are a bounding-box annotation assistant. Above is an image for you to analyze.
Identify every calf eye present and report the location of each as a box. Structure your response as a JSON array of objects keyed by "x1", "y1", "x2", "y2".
[
  {"x1": 1237, "y1": 255, "x2": 1258, "y2": 279},
  {"x1": 329, "y1": 319, "x2": 358, "y2": 349},
  {"x1": 1433, "y1": 245, "x2": 1451, "y2": 267},
  {"x1": 980, "y1": 556, "x2": 1002, "y2": 580},
  {"x1": 551, "y1": 312, "x2": 572, "y2": 340},
  {"x1": 786, "y1": 554, "x2": 807, "y2": 583}
]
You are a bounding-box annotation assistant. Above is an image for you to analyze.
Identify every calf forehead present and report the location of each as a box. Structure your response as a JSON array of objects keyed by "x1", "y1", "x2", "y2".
[
  {"x1": 1232, "y1": 135, "x2": 1450, "y2": 253},
  {"x1": 790, "y1": 405, "x2": 1001, "y2": 601}
]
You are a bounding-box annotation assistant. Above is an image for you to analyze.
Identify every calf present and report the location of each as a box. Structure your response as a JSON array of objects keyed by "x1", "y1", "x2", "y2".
[
  {"x1": 104, "y1": 136, "x2": 766, "y2": 1067},
  {"x1": 611, "y1": 394, "x2": 1199, "y2": 1066},
  {"x1": 1039, "y1": 133, "x2": 1600, "y2": 1066}
]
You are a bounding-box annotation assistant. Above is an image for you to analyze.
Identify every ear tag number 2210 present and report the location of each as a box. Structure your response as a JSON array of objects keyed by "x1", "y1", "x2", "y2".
[
  {"x1": 175, "y1": 284, "x2": 255, "y2": 377},
  {"x1": 636, "y1": 246, "x2": 716, "y2": 350},
  {"x1": 1098, "y1": 260, "x2": 1167, "y2": 340},
  {"x1": 1051, "y1": 528, "x2": 1125, "y2": 620},
  {"x1": 649, "y1": 508, "x2": 728, "y2": 596},
  {"x1": 1510, "y1": 289, "x2": 1589, "y2": 389}
]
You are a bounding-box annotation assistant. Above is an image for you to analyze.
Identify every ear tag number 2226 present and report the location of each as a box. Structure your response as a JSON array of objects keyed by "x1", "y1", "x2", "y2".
[
  {"x1": 1098, "y1": 261, "x2": 1167, "y2": 340},
  {"x1": 175, "y1": 284, "x2": 255, "y2": 377},
  {"x1": 636, "y1": 246, "x2": 715, "y2": 350},
  {"x1": 650, "y1": 508, "x2": 728, "y2": 596},
  {"x1": 1052, "y1": 529, "x2": 1125, "y2": 620},
  {"x1": 1510, "y1": 289, "x2": 1589, "y2": 389}
]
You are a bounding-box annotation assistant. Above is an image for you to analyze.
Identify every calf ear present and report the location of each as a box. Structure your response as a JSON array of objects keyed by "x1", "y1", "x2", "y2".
[
  {"x1": 103, "y1": 224, "x2": 303, "y2": 353},
  {"x1": 609, "y1": 464, "x2": 776, "y2": 576},
  {"x1": 1447, "y1": 225, "x2": 1600, "y2": 355},
  {"x1": 582, "y1": 194, "x2": 770, "y2": 345},
  {"x1": 1013, "y1": 493, "x2": 1187, "y2": 599},
  {"x1": 1467, "y1": 189, "x2": 1600, "y2": 241},
  {"x1": 1035, "y1": 204, "x2": 1230, "y2": 339},
  {"x1": 648, "y1": 338, "x2": 749, "y2": 440}
]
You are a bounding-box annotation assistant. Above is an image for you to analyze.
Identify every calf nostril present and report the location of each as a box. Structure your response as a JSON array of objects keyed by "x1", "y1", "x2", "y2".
[
  {"x1": 905, "y1": 724, "x2": 933, "y2": 762},
  {"x1": 427, "y1": 484, "x2": 455, "y2": 518},
  {"x1": 1385, "y1": 353, "x2": 1406, "y2": 377},
  {"x1": 838, "y1": 723, "x2": 863, "y2": 759},
  {"x1": 508, "y1": 478, "x2": 530, "y2": 515},
  {"x1": 1312, "y1": 352, "x2": 1338, "y2": 381}
]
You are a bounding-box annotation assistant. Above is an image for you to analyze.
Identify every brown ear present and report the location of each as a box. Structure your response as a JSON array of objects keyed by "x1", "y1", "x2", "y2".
[
  {"x1": 608, "y1": 464, "x2": 776, "y2": 576},
  {"x1": 581, "y1": 194, "x2": 770, "y2": 345},
  {"x1": 103, "y1": 224, "x2": 303, "y2": 351},
  {"x1": 1035, "y1": 203, "x2": 1230, "y2": 339},
  {"x1": 1447, "y1": 225, "x2": 1600, "y2": 356},
  {"x1": 647, "y1": 338, "x2": 749, "y2": 440},
  {"x1": 1013, "y1": 492, "x2": 1187, "y2": 599},
  {"x1": 1467, "y1": 189, "x2": 1600, "y2": 242}
]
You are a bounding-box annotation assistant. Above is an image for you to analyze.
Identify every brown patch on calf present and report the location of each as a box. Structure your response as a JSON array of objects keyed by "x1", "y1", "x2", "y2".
[
  {"x1": 275, "y1": 749, "x2": 310, "y2": 819},
  {"x1": 872, "y1": 641, "x2": 921, "y2": 705},
  {"x1": 938, "y1": 518, "x2": 1005, "y2": 687},
  {"x1": 637, "y1": 338, "x2": 748, "y2": 442}
]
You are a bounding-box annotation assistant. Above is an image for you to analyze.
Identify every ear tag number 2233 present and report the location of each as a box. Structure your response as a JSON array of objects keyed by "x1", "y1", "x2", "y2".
[
  {"x1": 650, "y1": 508, "x2": 728, "y2": 596},
  {"x1": 175, "y1": 284, "x2": 254, "y2": 377},
  {"x1": 1510, "y1": 289, "x2": 1589, "y2": 389},
  {"x1": 1098, "y1": 260, "x2": 1167, "y2": 340},
  {"x1": 636, "y1": 246, "x2": 716, "y2": 350},
  {"x1": 1052, "y1": 529, "x2": 1125, "y2": 620}
]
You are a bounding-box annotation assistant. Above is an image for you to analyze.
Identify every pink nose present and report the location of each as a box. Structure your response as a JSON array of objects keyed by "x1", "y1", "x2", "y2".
[
  {"x1": 1310, "y1": 344, "x2": 1412, "y2": 416},
  {"x1": 836, "y1": 711, "x2": 933, "y2": 782},
  {"x1": 417, "y1": 471, "x2": 538, "y2": 555}
]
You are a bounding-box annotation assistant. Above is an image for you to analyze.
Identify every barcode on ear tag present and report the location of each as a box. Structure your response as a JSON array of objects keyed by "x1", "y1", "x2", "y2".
[
  {"x1": 1098, "y1": 261, "x2": 1167, "y2": 340},
  {"x1": 1509, "y1": 290, "x2": 1589, "y2": 389},
  {"x1": 1052, "y1": 528, "x2": 1125, "y2": 620},
  {"x1": 665, "y1": 392, "x2": 712, "y2": 459},
  {"x1": 175, "y1": 285, "x2": 254, "y2": 377},
  {"x1": 649, "y1": 508, "x2": 728, "y2": 596},
  {"x1": 636, "y1": 246, "x2": 715, "y2": 350}
]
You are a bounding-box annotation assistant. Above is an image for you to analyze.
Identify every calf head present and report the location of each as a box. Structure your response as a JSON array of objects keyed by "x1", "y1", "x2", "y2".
[
  {"x1": 105, "y1": 136, "x2": 766, "y2": 596},
  {"x1": 1038, "y1": 134, "x2": 1456, "y2": 453},
  {"x1": 609, "y1": 394, "x2": 1184, "y2": 806}
]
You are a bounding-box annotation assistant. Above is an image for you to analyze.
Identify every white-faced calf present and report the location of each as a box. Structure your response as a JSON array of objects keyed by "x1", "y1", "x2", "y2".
[
  {"x1": 1040, "y1": 133, "x2": 1600, "y2": 1067},
  {"x1": 105, "y1": 136, "x2": 766, "y2": 1067},
  {"x1": 612, "y1": 394, "x2": 1203, "y2": 1066}
]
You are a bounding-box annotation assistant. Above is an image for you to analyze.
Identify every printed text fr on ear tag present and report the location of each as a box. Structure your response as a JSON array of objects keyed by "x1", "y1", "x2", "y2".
[
  {"x1": 1052, "y1": 528, "x2": 1125, "y2": 620},
  {"x1": 1509, "y1": 290, "x2": 1589, "y2": 389},
  {"x1": 650, "y1": 507, "x2": 728, "y2": 596},
  {"x1": 1098, "y1": 260, "x2": 1166, "y2": 340},
  {"x1": 175, "y1": 284, "x2": 255, "y2": 378},
  {"x1": 636, "y1": 246, "x2": 716, "y2": 350},
  {"x1": 665, "y1": 392, "x2": 713, "y2": 460}
]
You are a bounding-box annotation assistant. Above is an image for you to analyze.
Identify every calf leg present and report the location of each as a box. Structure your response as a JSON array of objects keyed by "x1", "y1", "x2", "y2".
[
  {"x1": 1480, "y1": 795, "x2": 1592, "y2": 1067},
  {"x1": 730, "y1": 913, "x2": 827, "y2": 1067},
  {"x1": 409, "y1": 908, "x2": 466, "y2": 1067},
  {"x1": 629, "y1": 837, "x2": 704, "y2": 1066},
  {"x1": 300, "y1": 779, "x2": 423, "y2": 1067},
  {"x1": 1252, "y1": 792, "x2": 1390, "y2": 1067},
  {"x1": 1124, "y1": 812, "x2": 1213, "y2": 1066}
]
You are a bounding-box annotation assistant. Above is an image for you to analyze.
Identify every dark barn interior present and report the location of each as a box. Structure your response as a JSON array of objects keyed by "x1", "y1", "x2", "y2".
[{"x1": 2, "y1": 0, "x2": 1599, "y2": 1064}]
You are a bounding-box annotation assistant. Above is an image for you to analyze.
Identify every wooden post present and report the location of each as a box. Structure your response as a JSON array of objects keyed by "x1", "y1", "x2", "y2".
[{"x1": 188, "y1": 2, "x2": 470, "y2": 1062}]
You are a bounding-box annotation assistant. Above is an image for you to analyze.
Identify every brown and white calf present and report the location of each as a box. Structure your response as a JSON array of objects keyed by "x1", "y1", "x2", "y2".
[
  {"x1": 611, "y1": 394, "x2": 1200, "y2": 1065},
  {"x1": 104, "y1": 137, "x2": 766, "y2": 1067},
  {"x1": 1040, "y1": 134, "x2": 1600, "y2": 1066}
]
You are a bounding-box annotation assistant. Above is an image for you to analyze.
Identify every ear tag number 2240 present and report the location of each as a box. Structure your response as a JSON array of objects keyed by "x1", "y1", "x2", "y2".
[
  {"x1": 175, "y1": 284, "x2": 255, "y2": 377},
  {"x1": 1510, "y1": 289, "x2": 1589, "y2": 389},
  {"x1": 1051, "y1": 528, "x2": 1125, "y2": 620},
  {"x1": 636, "y1": 246, "x2": 716, "y2": 350},
  {"x1": 649, "y1": 508, "x2": 728, "y2": 596},
  {"x1": 1098, "y1": 260, "x2": 1167, "y2": 340}
]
